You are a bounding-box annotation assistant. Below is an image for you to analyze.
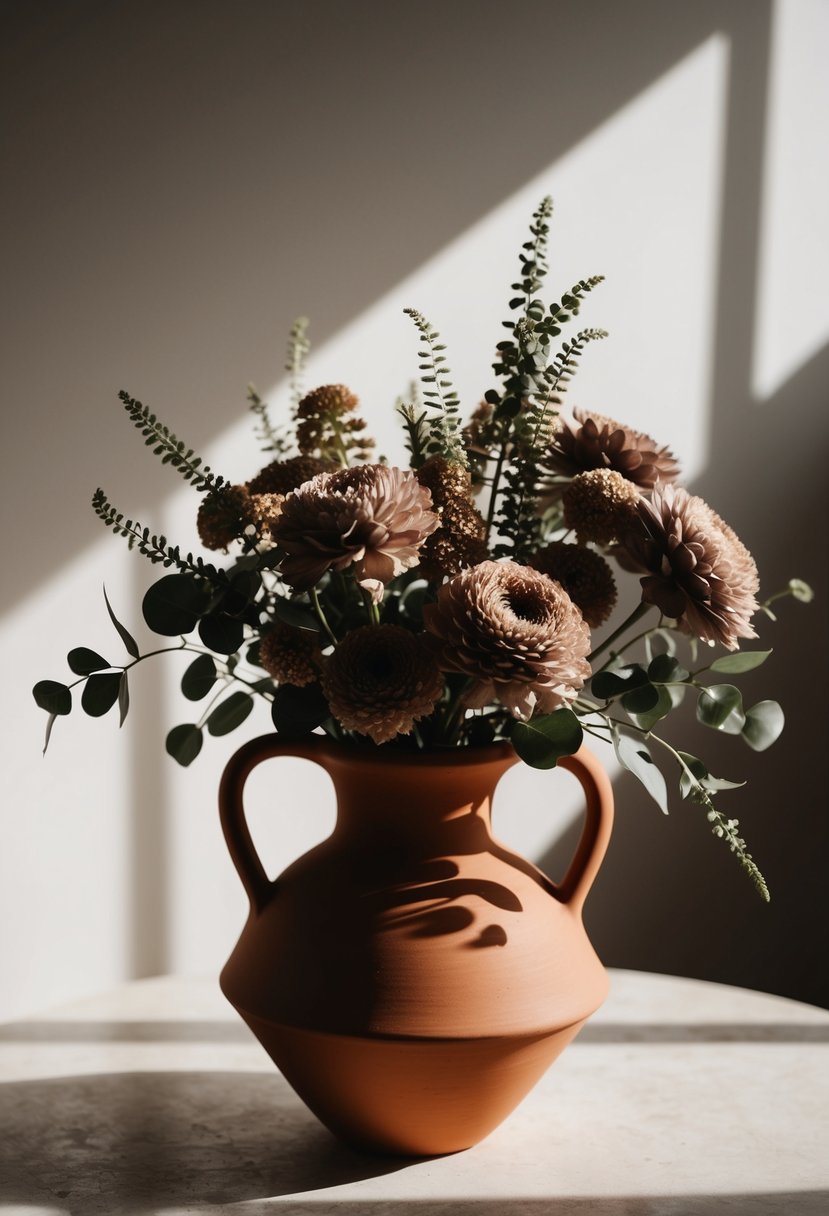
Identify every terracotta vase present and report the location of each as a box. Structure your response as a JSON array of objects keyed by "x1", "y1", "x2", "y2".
[{"x1": 219, "y1": 734, "x2": 614, "y2": 1156}]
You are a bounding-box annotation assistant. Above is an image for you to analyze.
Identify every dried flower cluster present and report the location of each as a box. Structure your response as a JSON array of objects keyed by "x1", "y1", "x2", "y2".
[{"x1": 39, "y1": 197, "x2": 810, "y2": 897}]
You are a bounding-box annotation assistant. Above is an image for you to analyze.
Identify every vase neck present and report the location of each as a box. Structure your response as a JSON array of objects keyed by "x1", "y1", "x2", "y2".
[{"x1": 320, "y1": 745, "x2": 519, "y2": 851}]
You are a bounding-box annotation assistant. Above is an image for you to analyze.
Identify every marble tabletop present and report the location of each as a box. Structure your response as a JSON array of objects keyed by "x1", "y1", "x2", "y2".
[{"x1": 0, "y1": 969, "x2": 827, "y2": 1216}]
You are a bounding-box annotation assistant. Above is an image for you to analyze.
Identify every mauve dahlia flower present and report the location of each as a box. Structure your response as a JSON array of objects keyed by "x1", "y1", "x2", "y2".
[
  {"x1": 544, "y1": 408, "x2": 680, "y2": 489},
  {"x1": 273, "y1": 464, "x2": 439, "y2": 601},
  {"x1": 321, "y1": 624, "x2": 444, "y2": 744},
  {"x1": 423, "y1": 560, "x2": 591, "y2": 719},
  {"x1": 623, "y1": 483, "x2": 760, "y2": 650}
]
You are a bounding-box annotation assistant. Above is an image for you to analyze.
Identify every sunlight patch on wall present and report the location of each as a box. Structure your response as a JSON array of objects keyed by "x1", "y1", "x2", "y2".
[
  {"x1": 161, "y1": 34, "x2": 730, "y2": 929},
  {"x1": 753, "y1": 0, "x2": 829, "y2": 401}
]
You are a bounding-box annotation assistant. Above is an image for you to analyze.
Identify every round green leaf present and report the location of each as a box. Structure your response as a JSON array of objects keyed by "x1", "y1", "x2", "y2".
[
  {"x1": 206, "y1": 691, "x2": 254, "y2": 736},
  {"x1": 81, "y1": 672, "x2": 122, "y2": 717},
  {"x1": 181, "y1": 654, "x2": 218, "y2": 701},
  {"x1": 709, "y1": 649, "x2": 772, "y2": 675},
  {"x1": 627, "y1": 685, "x2": 674, "y2": 732},
  {"x1": 612, "y1": 728, "x2": 669, "y2": 814},
  {"x1": 696, "y1": 684, "x2": 745, "y2": 734},
  {"x1": 142, "y1": 574, "x2": 206, "y2": 636},
  {"x1": 68, "y1": 648, "x2": 110, "y2": 675},
  {"x1": 271, "y1": 683, "x2": 330, "y2": 736},
  {"x1": 274, "y1": 598, "x2": 320, "y2": 633},
  {"x1": 742, "y1": 700, "x2": 785, "y2": 752},
  {"x1": 198, "y1": 614, "x2": 245, "y2": 656},
  {"x1": 591, "y1": 664, "x2": 649, "y2": 701},
  {"x1": 647, "y1": 654, "x2": 689, "y2": 684},
  {"x1": 511, "y1": 708, "x2": 583, "y2": 770},
  {"x1": 621, "y1": 682, "x2": 661, "y2": 714},
  {"x1": 166, "y1": 724, "x2": 203, "y2": 766},
  {"x1": 33, "y1": 680, "x2": 72, "y2": 716}
]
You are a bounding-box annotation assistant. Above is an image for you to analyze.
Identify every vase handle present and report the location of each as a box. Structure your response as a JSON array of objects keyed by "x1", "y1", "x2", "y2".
[
  {"x1": 552, "y1": 745, "x2": 614, "y2": 914},
  {"x1": 219, "y1": 733, "x2": 327, "y2": 915}
]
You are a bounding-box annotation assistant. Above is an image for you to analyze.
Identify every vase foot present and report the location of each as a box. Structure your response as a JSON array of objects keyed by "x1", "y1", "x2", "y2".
[{"x1": 237, "y1": 1010, "x2": 585, "y2": 1156}]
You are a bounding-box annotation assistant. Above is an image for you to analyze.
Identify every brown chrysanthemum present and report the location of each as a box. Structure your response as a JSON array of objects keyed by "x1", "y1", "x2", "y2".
[
  {"x1": 415, "y1": 456, "x2": 489, "y2": 581},
  {"x1": 295, "y1": 384, "x2": 375, "y2": 463},
  {"x1": 622, "y1": 483, "x2": 760, "y2": 650},
  {"x1": 423, "y1": 560, "x2": 591, "y2": 718},
  {"x1": 528, "y1": 541, "x2": 617, "y2": 628},
  {"x1": 259, "y1": 622, "x2": 320, "y2": 687},
  {"x1": 562, "y1": 469, "x2": 641, "y2": 546},
  {"x1": 544, "y1": 408, "x2": 680, "y2": 489},
  {"x1": 321, "y1": 624, "x2": 444, "y2": 744},
  {"x1": 273, "y1": 464, "x2": 439, "y2": 601},
  {"x1": 247, "y1": 455, "x2": 334, "y2": 497},
  {"x1": 197, "y1": 485, "x2": 256, "y2": 551}
]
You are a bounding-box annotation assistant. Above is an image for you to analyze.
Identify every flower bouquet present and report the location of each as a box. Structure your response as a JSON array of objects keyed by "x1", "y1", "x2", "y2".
[{"x1": 33, "y1": 198, "x2": 811, "y2": 898}]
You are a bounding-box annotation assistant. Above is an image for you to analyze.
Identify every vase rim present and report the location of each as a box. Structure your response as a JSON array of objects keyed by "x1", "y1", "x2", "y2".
[{"x1": 299, "y1": 733, "x2": 519, "y2": 770}]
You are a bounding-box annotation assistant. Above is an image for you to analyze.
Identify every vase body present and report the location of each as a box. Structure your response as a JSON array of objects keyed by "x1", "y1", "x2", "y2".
[{"x1": 219, "y1": 735, "x2": 613, "y2": 1156}]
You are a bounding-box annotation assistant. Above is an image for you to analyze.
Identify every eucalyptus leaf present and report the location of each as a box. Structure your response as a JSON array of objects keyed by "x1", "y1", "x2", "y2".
[
  {"x1": 627, "y1": 685, "x2": 674, "y2": 732},
  {"x1": 621, "y1": 682, "x2": 661, "y2": 714},
  {"x1": 118, "y1": 671, "x2": 130, "y2": 727},
  {"x1": 271, "y1": 683, "x2": 330, "y2": 736},
  {"x1": 33, "y1": 680, "x2": 71, "y2": 716},
  {"x1": 166, "y1": 723, "x2": 203, "y2": 766},
  {"x1": 709, "y1": 649, "x2": 772, "y2": 675},
  {"x1": 612, "y1": 728, "x2": 669, "y2": 813},
  {"x1": 42, "y1": 712, "x2": 58, "y2": 755},
  {"x1": 198, "y1": 614, "x2": 244, "y2": 656},
  {"x1": 81, "y1": 672, "x2": 122, "y2": 717},
  {"x1": 677, "y1": 751, "x2": 745, "y2": 800},
  {"x1": 512, "y1": 708, "x2": 583, "y2": 770},
  {"x1": 696, "y1": 684, "x2": 745, "y2": 734},
  {"x1": 647, "y1": 654, "x2": 689, "y2": 684},
  {"x1": 68, "y1": 648, "x2": 110, "y2": 676},
  {"x1": 103, "y1": 585, "x2": 140, "y2": 658},
  {"x1": 645, "y1": 629, "x2": 677, "y2": 663},
  {"x1": 206, "y1": 691, "x2": 254, "y2": 736},
  {"x1": 742, "y1": 700, "x2": 785, "y2": 752},
  {"x1": 274, "y1": 598, "x2": 321, "y2": 632},
  {"x1": 181, "y1": 654, "x2": 217, "y2": 701},
  {"x1": 142, "y1": 573, "x2": 206, "y2": 636},
  {"x1": 591, "y1": 664, "x2": 649, "y2": 701}
]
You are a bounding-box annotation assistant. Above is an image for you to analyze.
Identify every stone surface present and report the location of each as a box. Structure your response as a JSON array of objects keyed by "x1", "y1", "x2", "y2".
[{"x1": 0, "y1": 970, "x2": 827, "y2": 1214}]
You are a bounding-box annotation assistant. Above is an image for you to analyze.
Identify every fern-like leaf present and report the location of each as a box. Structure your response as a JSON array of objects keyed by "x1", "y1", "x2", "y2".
[
  {"x1": 247, "y1": 384, "x2": 292, "y2": 456},
  {"x1": 403, "y1": 308, "x2": 466, "y2": 466},
  {"x1": 118, "y1": 390, "x2": 228, "y2": 493},
  {"x1": 286, "y1": 316, "x2": 311, "y2": 407},
  {"x1": 92, "y1": 488, "x2": 229, "y2": 585}
]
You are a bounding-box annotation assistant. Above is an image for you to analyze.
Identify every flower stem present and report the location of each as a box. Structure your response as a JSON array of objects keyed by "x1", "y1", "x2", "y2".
[
  {"x1": 588, "y1": 602, "x2": 652, "y2": 666},
  {"x1": 310, "y1": 588, "x2": 338, "y2": 646}
]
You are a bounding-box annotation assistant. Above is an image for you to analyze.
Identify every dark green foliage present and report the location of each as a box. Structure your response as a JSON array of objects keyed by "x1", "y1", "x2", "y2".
[
  {"x1": 166, "y1": 724, "x2": 203, "y2": 766},
  {"x1": 142, "y1": 574, "x2": 208, "y2": 637},
  {"x1": 403, "y1": 309, "x2": 466, "y2": 466},
  {"x1": 81, "y1": 672, "x2": 122, "y2": 717},
  {"x1": 118, "y1": 390, "x2": 227, "y2": 492},
  {"x1": 68, "y1": 648, "x2": 110, "y2": 675},
  {"x1": 33, "y1": 680, "x2": 71, "y2": 716},
  {"x1": 103, "y1": 586, "x2": 140, "y2": 658},
  {"x1": 181, "y1": 655, "x2": 218, "y2": 701},
  {"x1": 206, "y1": 691, "x2": 254, "y2": 736},
  {"x1": 271, "y1": 683, "x2": 330, "y2": 736},
  {"x1": 93, "y1": 490, "x2": 229, "y2": 584},
  {"x1": 511, "y1": 708, "x2": 583, "y2": 769}
]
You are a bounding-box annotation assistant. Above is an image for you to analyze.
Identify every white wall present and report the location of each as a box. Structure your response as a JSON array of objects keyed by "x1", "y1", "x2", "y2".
[{"x1": 1, "y1": 0, "x2": 826, "y2": 1021}]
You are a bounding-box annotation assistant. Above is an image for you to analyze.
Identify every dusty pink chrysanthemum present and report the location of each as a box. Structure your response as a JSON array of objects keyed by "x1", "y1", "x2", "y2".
[
  {"x1": 544, "y1": 408, "x2": 680, "y2": 489},
  {"x1": 321, "y1": 624, "x2": 444, "y2": 744},
  {"x1": 272, "y1": 464, "x2": 439, "y2": 601},
  {"x1": 422, "y1": 560, "x2": 591, "y2": 719},
  {"x1": 622, "y1": 483, "x2": 760, "y2": 650}
]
